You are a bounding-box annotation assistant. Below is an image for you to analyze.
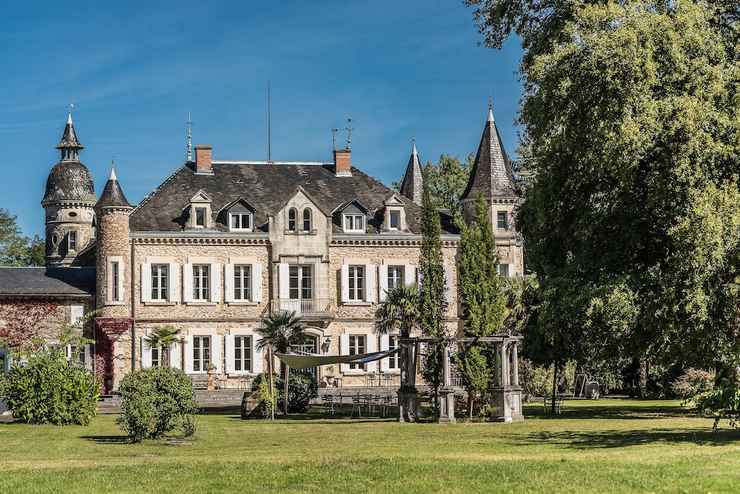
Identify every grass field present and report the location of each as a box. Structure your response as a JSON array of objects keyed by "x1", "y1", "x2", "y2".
[{"x1": 2, "y1": 399, "x2": 740, "y2": 493}]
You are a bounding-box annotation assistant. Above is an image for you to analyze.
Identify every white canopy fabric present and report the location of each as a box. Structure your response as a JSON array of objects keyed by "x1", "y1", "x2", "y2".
[{"x1": 275, "y1": 349, "x2": 399, "y2": 369}]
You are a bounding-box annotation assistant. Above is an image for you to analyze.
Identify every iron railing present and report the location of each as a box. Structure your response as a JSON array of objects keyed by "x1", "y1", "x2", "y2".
[{"x1": 270, "y1": 298, "x2": 333, "y2": 316}]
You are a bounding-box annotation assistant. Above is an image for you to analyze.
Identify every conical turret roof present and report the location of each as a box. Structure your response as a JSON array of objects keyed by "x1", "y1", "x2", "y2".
[
  {"x1": 56, "y1": 112, "x2": 84, "y2": 150},
  {"x1": 399, "y1": 141, "x2": 423, "y2": 205},
  {"x1": 461, "y1": 106, "x2": 516, "y2": 201},
  {"x1": 96, "y1": 167, "x2": 131, "y2": 209}
]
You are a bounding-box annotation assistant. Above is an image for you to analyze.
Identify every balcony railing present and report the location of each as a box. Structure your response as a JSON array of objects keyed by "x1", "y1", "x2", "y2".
[{"x1": 270, "y1": 298, "x2": 334, "y2": 317}]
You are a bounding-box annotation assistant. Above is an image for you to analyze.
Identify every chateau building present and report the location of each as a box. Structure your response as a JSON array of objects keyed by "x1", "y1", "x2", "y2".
[{"x1": 0, "y1": 107, "x2": 523, "y2": 392}]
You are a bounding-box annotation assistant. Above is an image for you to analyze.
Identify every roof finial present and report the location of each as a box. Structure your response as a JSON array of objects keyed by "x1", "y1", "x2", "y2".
[
  {"x1": 345, "y1": 117, "x2": 353, "y2": 150},
  {"x1": 109, "y1": 160, "x2": 117, "y2": 181},
  {"x1": 67, "y1": 103, "x2": 75, "y2": 124},
  {"x1": 411, "y1": 137, "x2": 417, "y2": 156},
  {"x1": 487, "y1": 97, "x2": 494, "y2": 123},
  {"x1": 186, "y1": 112, "x2": 193, "y2": 162}
]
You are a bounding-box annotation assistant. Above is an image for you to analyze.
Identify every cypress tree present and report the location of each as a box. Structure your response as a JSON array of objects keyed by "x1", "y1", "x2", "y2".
[{"x1": 418, "y1": 174, "x2": 447, "y2": 415}]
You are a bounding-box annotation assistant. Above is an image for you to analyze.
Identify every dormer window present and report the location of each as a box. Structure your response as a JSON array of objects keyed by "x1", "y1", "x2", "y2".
[
  {"x1": 195, "y1": 207, "x2": 207, "y2": 227},
  {"x1": 288, "y1": 208, "x2": 297, "y2": 232},
  {"x1": 389, "y1": 210, "x2": 401, "y2": 230},
  {"x1": 344, "y1": 214, "x2": 365, "y2": 233},
  {"x1": 68, "y1": 231, "x2": 77, "y2": 251},
  {"x1": 302, "y1": 208, "x2": 312, "y2": 232},
  {"x1": 229, "y1": 212, "x2": 253, "y2": 232}
]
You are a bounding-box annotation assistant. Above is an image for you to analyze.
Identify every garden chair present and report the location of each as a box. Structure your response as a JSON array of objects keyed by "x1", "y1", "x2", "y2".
[
  {"x1": 322, "y1": 394, "x2": 336, "y2": 416},
  {"x1": 351, "y1": 394, "x2": 363, "y2": 418}
]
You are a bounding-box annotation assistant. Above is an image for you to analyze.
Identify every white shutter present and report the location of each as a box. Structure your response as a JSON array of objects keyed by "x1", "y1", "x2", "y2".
[
  {"x1": 119, "y1": 263, "x2": 126, "y2": 302},
  {"x1": 170, "y1": 341, "x2": 182, "y2": 370},
  {"x1": 340, "y1": 264, "x2": 349, "y2": 303},
  {"x1": 278, "y1": 263, "x2": 290, "y2": 300},
  {"x1": 365, "y1": 264, "x2": 376, "y2": 303},
  {"x1": 70, "y1": 305, "x2": 84, "y2": 325},
  {"x1": 84, "y1": 344, "x2": 92, "y2": 371},
  {"x1": 313, "y1": 261, "x2": 321, "y2": 300},
  {"x1": 184, "y1": 336, "x2": 193, "y2": 373},
  {"x1": 379, "y1": 265, "x2": 388, "y2": 302},
  {"x1": 210, "y1": 263, "x2": 221, "y2": 302},
  {"x1": 366, "y1": 334, "x2": 378, "y2": 372},
  {"x1": 211, "y1": 334, "x2": 222, "y2": 373},
  {"x1": 141, "y1": 263, "x2": 152, "y2": 303},
  {"x1": 168, "y1": 263, "x2": 180, "y2": 302},
  {"x1": 252, "y1": 337, "x2": 263, "y2": 374},
  {"x1": 224, "y1": 264, "x2": 234, "y2": 303},
  {"x1": 225, "y1": 334, "x2": 235, "y2": 373},
  {"x1": 183, "y1": 264, "x2": 193, "y2": 303},
  {"x1": 252, "y1": 264, "x2": 262, "y2": 303},
  {"x1": 141, "y1": 336, "x2": 152, "y2": 368},
  {"x1": 379, "y1": 334, "x2": 389, "y2": 372},
  {"x1": 340, "y1": 334, "x2": 350, "y2": 373},
  {"x1": 404, "y1": 265, "x2": 416, "y2": 287}
]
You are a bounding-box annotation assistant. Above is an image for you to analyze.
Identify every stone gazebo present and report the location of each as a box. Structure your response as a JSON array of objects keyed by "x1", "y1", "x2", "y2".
[{"x1": 401, "y1": 335, "x2": 524, "y2": 423}]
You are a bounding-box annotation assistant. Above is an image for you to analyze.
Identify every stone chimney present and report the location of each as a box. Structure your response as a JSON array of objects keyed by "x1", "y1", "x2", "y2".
[
  {"x1": 194, "y1": 145, "x2": 213, "y2": 175},
  {"x1": 334, "y1": 148, "x2": 352, "y2": 177}
]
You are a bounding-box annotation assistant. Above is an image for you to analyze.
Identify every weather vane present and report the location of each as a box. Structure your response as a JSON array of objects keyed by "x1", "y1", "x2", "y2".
[
  {"x1": 345, "y1": 117, "x2": 353, "y2": 150},
  {"x1": 331, "y1": 128, "x2": 339, "y2": 151}
]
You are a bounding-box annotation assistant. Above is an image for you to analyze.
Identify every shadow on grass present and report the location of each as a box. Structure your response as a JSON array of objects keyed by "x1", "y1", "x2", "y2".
[
  {"x1": 524, "y1": 403, "x2": 688, "y2": 421},
  {"x1": 80, "y1": 435, "x2": 132, "y2": 444},
  {"x1": 514, "y1": 427, "x2": 740, "y2": 449}
]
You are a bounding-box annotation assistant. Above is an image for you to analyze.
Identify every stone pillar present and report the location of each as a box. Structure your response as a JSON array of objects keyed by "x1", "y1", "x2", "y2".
[
  {"x1": 512, "y1": 342, "x2": 519, "y2": 387},
  {"x1": 438, "y1": 341, "x2": 456, "y2": 423},
  {"x1": 397, "y1": 340, "x2": 419, "y2": 422},
  {"x1": 490, "y1": 339, "x2": 524, "y2": 423}
]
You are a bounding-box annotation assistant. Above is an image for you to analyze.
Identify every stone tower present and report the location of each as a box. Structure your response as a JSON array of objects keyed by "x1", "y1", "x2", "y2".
[
  {"x1": 42, "y1": 112, "x2": 97, "y2": 266},
  {"x1": 399, "y1": 141, "x2": 423, "y2": 206},
  {"x1": 94, "y1": 168, "x2": 133, "y2": 391},
  {"x1": 460, "y1": 104, "x2": 523, "y2": 276}
]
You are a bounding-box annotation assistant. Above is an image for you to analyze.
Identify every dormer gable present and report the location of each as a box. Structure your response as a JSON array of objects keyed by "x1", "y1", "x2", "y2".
[
  {"x1": 276, "y1": 186, "x2": 328, "y2": 234},
  {"x1": 383, "y1": 193, "x2": 408, "y2": 232},
  {"x1": 218, "y1": 198, "x2": 257, "y2": 232},
  {"x1": 186, "y1": 189, "x2": 213, "y2": 229},
  {"x1": 333, "y1": 199, "x2": 370, "y2": 234}
]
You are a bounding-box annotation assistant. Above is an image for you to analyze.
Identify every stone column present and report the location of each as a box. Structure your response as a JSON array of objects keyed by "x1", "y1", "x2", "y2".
[
  {"x1": 501, "y1": 343, "x2": 509, "y2": 387},
  {"x1": 490, "y1": 339, "x2": 524, "y2": 423},
  {"x1": 512, "y1": 342, "x2": 519, "y2": 387},
  {"x1": 438, "y1": 341, "x2": 456, "y2": 423}
]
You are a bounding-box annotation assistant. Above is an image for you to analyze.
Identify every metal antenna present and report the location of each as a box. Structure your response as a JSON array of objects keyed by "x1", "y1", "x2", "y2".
[
  {"x1": 331, "y1": 128, "x2": 339, "y2": 151},
  {"x1": 186, "y1": 112, "x2": 193, "y2": 162},
  {"x1": 267, "y1": 82, "x2": 272, "y2": 161},
  {"x1": 345, "y1": 117, "x2": 353, "y2": 150}
]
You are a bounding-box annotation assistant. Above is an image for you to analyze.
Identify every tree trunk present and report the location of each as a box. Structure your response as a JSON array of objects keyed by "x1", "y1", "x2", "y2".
[
  {"x1": 163, "y1": 347, "x2": 170, "y2": 368},
  {"x1": 551, "y1": 364, "x2": 559, "y2": 414},
  {"x1": 267, "y1": 345, "x2": 275, "y2": 421},
  {"x1": 283, "y1": 363, "x2": 290, "y2": 416},
  {"x1": 639, "y1": 358, "x2": 648, "y2": 398}
]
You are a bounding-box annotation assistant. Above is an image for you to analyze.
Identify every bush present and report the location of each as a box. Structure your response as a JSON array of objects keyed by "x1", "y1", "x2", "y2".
[
  {"x1": 117, "y1": 367, "x2": 196, "y2": 442},
  {"x1": 252, "y1": 372, "x2": 318, "y2": 414},
  {"x1": 671, "y1": 368, "x2": 715, "y2": 400},
  {"x1": 0, "y1": 348, "x2": 99, "y2": 425}
]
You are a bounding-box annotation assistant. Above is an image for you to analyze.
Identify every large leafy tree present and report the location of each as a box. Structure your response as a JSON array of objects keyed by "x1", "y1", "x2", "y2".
[
  {"x1": 0, "y1": 209, "x2": 43, "y2": 267},
  {"x1": 423, "y1": 154, "x2": 473, "y2": 217},
  {"x1": 256, "y1": 311, "x2": 306, "y2": 416},
  {"x1": 467, "y1": 1, "x2": 739, "y2": 380},
  {"x1": 145, "y1": 326, "x2": 182, "y2": 368},
  {"x1": 418, "y1": 174, "x2": 448, "y2": 415}
]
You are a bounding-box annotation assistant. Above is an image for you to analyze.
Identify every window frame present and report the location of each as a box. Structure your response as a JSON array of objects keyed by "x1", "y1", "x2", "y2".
[
  {"x1": 151, "y1": 346, "x2": 161, "y2": 367},
  {"x1": 192, "y1": 335, "x2": 211, "y2": 373},
  {"x1": 233, "y1": 264, "x2": 252, "y2": 301},
  {"x1": 68, "y1": 230, "x2": 77, "y2": 251},
  {"x1": 387, "y1": 265, "x2": 404, "y2": 291},
  {"x1": 233, "y1": 335, "x2": 253, "y2": 373},
  {"x1": 388, "y1": 335, "x2": 399, "y2": 370},
  {"x1": 192, "y1": 264, "x2": 211, "y2": 301},
  {"x1": 151, "y1": 263, "x2": 169, "y2": 301},
  {"x1": 348, "y1": 335, "x2": 366, "y2": 370},
  {"x1": 302, "y1": 208, "x2": 312, "y2": 232},
  {"x1": 343, "y1": 214, "x2": 365, "y2": 233},
  {"x1": 229, "y1": 212, "x2": 253, "y2": 232},
  {"x1": 111, "y1": 261, "x2": 120, "y2": 302},
  {"x1": 498, "y1": 264, "x2": 510, "y2": 277},
  {"x1": 497, "y1": 211, "x2": 509, "y2": 230},
  {"x1": 389, "y1": 210, "x2": 401, "y2": 230},
  {"x1": 348, "y1": 265, "x2": 365, "y2": 301},
  {"x1": 194, "y1": 207, "x2": 207, "y2": 228},
  {"x1": 289, "y1": 265, "x2": 313, "y2": 300},
  {"x1": 287, "y1": 208, "x2": 297, "y2": 232}
]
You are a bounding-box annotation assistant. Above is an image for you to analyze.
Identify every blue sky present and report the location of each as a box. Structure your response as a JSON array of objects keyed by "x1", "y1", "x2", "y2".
[{"x1": 1, "y1": 1, "x2": 523, "y2": 236}]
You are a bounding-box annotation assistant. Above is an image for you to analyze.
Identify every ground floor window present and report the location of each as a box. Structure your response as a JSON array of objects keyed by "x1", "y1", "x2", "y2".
[
  {"x1": 234, "y1": 335, "x2": 252, "y2": 372},
  {"x1": 193, "y1": 336, "x2": 211, "y2": 372},
  {"x1": 151, "y1": 346, "x2": 161, "y2": 367},
  {"x1": 388, "y1": 336, "x2": 399, "y2": 370},
  {"x1": 349, "y1": 335, "x2": 366, "y2": 370}
]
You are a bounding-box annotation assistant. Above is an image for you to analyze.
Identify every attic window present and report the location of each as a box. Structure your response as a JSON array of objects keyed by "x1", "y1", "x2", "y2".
[
  {"x1": 343, "y1": 214, "x2": 365, "y2": 233},
  {"x1": 288, "y1": 208, "x2": 297, "y2": 232},
  {"x1": 195, "y1": 207, "x2": 207, "y2": 227},
  {"x1": 302, "y1": 208, "x2": 312, "y2": 232},
  {"x1": 229, "y1": 212, "x2": 252, "y2": 232},
  {"x1": 389, "y1": 211, "x2": 401, "y2": 230}
]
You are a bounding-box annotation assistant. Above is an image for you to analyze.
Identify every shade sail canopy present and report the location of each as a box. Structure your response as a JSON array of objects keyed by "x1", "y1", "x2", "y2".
[{"x1": 275, "y1": 349, "x2": 399, "y2": 369}]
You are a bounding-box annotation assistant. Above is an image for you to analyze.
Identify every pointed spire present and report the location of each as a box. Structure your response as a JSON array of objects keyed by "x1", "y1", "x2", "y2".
[
  {"x1": 96, "y1": 163, "x2": 131, "y2": 210},
  {"x1": 56, "y1": 107, "x2": 83, "y2": 161},
  {"x1": 186, "y1": 112, "x2": 193, "y2": 162},
  {"x1": 400, "y1": 138, "x2": 424, "y2": 205},
  {"x1": 461, "y1": 103, "x2": 516, "y2": 202}
]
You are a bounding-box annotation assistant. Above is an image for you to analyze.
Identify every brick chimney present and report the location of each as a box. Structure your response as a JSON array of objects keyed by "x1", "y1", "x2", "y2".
[
  {"x1": 194, "y1": 145, "x2": 213, "y2": 175},
  {"x1": 334, "y1": 148, "x2": 352, "y2": 177}
]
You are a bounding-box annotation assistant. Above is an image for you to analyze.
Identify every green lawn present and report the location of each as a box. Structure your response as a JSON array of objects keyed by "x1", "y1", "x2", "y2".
[{"x1": 2, "y1": 399, "x2": 740, "y2": 493}]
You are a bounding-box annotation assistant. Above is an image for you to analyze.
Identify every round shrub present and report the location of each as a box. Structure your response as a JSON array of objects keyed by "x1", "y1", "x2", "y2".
[
  {"x1": 252, "y1": 372, "x2": 318, "y2": 414},
  {"x1": 0, "y1": 348, "x2": 99, "y2": 425},
  {"x1": 672, "y1": 368, "x2": 715, "y2": 400},
  {"x1": 117, "y1": 367, "x2": 196, "y2": 442}
]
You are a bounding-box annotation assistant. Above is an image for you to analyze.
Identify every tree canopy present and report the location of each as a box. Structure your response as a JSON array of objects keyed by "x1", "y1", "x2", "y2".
[{"x1": 0, "y1": 209, "x2": 44, "y2": 267}]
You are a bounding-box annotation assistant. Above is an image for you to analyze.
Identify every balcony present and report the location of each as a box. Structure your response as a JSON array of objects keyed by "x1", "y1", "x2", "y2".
[{"x1": 270, "y1": 298, "x2": 334, "y2": 319}]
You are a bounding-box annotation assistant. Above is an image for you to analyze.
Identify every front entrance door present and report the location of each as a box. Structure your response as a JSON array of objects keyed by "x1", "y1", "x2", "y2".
[{"x1": 289, "y1": 334, "x2": 319, "y2": 380}]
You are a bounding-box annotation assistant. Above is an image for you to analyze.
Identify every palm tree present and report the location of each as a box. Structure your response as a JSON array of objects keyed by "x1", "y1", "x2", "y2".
[
  {"x1": 145, "y1": 326, "x2": 181, "y2": 368},
  {"x1": 375, "y1": 285, "x2": 421, "y2": 390},
  {"x1": 256, "y1": 311, "x2": 306, "y2": 416}
]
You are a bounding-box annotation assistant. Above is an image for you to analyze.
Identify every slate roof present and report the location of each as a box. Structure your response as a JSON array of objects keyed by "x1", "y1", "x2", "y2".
[
  {"x1": 461, "y1": 109, "x2": 517, "y2": 201},
  {"x1": 96, "y1": 172, "x2": 131, "y2": 209},
  {"x1": 42, "y1": 160, "x2": 96, "y2": 205},
  {"x1": 130, "y1": 162, "x2": 459, "y2": 235},
  {"x1": 399, "y1": 143, "x2": 423, "y2": 206},
  {"x1": 0, "y1": 267, "x2": 95, "y2": 297},
  {"x1": 56, "y1": 113, "x2": 83, "y2": 150}
]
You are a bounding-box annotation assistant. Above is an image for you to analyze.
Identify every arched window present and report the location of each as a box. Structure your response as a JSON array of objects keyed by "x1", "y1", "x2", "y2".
[
  {"x1": 288, "y1": 208, "x2": 297, "y2": 232},
  {"x1": 302, "y1": 208, "x2": 312, "y2": 232}
]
